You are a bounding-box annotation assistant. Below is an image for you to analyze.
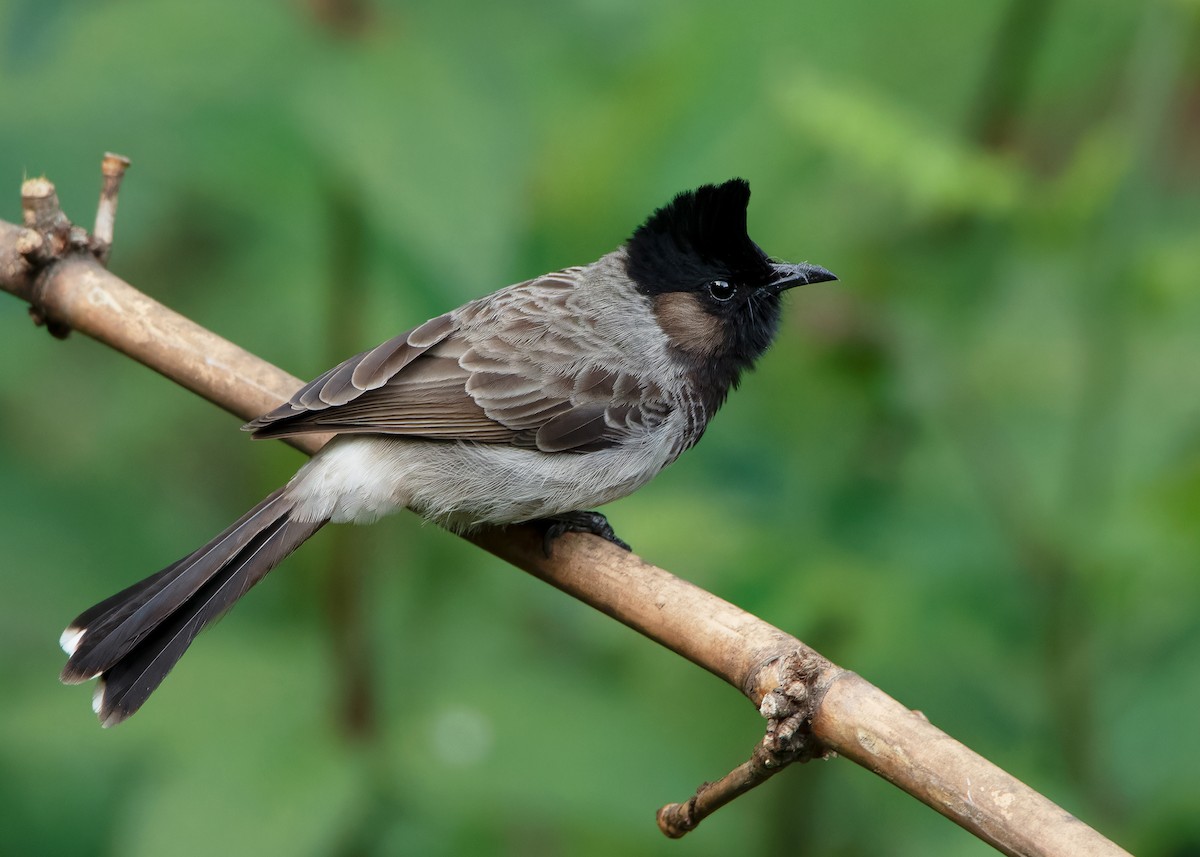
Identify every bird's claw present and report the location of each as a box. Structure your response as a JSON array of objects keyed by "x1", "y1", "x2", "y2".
[{"x1": 539, "y1": 511, "x2": 631, "y2": 557}]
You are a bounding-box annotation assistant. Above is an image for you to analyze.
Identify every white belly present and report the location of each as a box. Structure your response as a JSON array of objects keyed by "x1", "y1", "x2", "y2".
[{"x1": 285, "y1": 424, "x2": 681, "y2": 529}]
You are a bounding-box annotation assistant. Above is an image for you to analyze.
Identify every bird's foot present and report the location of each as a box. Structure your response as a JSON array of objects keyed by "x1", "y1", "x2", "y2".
[{"x1": 538, "y1": 510, "x2": 631, "y2": 557}]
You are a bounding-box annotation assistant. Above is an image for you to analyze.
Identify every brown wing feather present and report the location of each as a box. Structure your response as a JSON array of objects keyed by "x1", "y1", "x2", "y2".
[
  {"x1": 244, "y1": 277, "x2": 673, "y2": 452},
  {"x1": 244, "y1": 313, "x2": 458, "y2": 437}
]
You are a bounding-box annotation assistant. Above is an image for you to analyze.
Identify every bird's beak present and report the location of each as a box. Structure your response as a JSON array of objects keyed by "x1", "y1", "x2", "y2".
[{"x1": 768, "y1": 262, "x2": 838, "y2": 292}]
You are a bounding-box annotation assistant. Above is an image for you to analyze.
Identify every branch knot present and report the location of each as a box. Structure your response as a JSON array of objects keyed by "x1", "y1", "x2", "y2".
[
  {"x1": 17, "y1": 155, "x2": 132, "y2": 339},
  {"x1": 757, "y1": 657, "x2": 832, "y2": 768}
]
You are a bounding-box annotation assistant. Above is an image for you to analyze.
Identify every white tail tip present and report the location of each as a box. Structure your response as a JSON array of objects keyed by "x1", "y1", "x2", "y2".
[{"x1": 59, "y1": 627, "x2": 85, "y2": 656}]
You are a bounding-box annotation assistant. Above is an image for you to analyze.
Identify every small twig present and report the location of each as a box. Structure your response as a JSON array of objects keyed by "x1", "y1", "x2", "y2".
[
  {"x1": 658, "y1": 653, "x2": 831, "y2": 837},
  {"x1": 658, "y1": 759, "x2": 779, "y2": 838},
  {"x1": 92, "y1": 152, "x2": 131, "y2": 265}
]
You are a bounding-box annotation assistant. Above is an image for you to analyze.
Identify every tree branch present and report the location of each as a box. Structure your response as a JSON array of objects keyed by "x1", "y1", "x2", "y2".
[{"x1": 0, "y1": 161, "x2": 1131, "y2": 856}]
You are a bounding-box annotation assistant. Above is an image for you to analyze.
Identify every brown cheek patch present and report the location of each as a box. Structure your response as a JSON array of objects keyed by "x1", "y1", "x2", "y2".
[{"x1": 653, "y1": 293, "x2": 724, "y2": 356}]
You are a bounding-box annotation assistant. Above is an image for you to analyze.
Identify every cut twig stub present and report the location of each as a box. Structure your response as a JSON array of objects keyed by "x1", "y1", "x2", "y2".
[
  {"x1": 93, "y1": 152, "x2": 131, "y2": 264},
  {"x1": 21, "y1": 178, "x2": 72, "y2": 257}
]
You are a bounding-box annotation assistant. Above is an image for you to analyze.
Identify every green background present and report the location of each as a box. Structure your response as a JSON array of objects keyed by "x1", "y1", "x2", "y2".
[{"x1": 2, "y1": 1, "x2": 1198, "y2": 854}]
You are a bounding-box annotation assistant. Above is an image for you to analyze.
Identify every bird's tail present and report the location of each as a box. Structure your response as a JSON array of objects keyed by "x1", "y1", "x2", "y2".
[{"x1": 59, "y1": 488, "x2": 327, "y2": 726}]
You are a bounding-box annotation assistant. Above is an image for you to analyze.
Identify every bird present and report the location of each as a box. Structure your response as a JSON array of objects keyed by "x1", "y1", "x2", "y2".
[{"x1": 58, "y1": 178, "x2": 836, "y2": 726}]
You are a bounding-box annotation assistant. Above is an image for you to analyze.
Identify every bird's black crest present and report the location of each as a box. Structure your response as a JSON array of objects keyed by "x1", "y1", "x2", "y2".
[{"x1": 625, "y1": 179, "x2": 774, "y2": 295}]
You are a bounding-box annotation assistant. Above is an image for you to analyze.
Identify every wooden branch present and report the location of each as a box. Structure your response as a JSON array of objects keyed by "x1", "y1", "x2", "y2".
[{"x1": 0, "y1": 161, "x2": 1132, "y2": 857}]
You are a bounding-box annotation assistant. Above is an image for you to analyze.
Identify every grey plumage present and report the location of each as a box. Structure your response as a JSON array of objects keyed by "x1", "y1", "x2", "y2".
[
  {"x1": 59, "y1": 178, "x2": 835, "y2": 725},
  {"x1": 247, "y1": 261, "x2": 682, "y2": 456}
]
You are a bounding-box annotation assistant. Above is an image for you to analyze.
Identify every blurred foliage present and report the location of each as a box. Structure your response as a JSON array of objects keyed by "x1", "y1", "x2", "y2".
[{"x1": 1, "y1": 0, "x2": 1199, "y2": 854}]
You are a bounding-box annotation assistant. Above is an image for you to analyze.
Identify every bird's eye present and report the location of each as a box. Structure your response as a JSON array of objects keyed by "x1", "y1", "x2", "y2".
[{"x1": 706, "y1": 280, "x2": 736, "y2": 302}]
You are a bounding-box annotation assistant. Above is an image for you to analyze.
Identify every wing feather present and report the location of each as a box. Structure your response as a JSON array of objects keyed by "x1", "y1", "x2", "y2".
[{"x1": 244, "y1": 276, "x2": 673, "y2": 452}]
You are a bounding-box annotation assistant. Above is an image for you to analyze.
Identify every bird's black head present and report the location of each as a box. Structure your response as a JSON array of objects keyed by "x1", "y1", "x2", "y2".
[{"x1": 625, "y1": 179, "x2": 835, "y2": 396}]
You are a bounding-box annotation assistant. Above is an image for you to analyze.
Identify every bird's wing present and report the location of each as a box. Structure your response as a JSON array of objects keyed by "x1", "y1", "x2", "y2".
[{"x1": 244, "y1": 276, "x2": 672, "y2": 453}]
